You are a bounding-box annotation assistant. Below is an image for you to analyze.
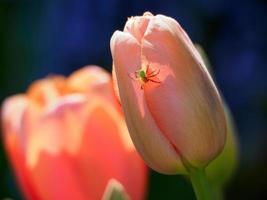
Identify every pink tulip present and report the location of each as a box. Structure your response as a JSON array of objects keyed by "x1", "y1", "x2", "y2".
[
  {"x1": 111, "y1": 12, "x2": 226, "y2": 174},
  {"x1": 1, "y1": 66, "x2": 147, "y2": 200}
]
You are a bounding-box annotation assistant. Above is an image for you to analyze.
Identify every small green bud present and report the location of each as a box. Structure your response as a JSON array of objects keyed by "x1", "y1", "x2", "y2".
[{"x1": 102, "y1": 179, "x2": 130, "y2": 200}]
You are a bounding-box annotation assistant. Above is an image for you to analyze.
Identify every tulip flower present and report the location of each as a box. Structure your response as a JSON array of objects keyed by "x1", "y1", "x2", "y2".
[
  {"x1": 111, "y1": 12, "x2": 226, "y2": 200},
  {"x1": 1, "y1": 66, "x2": 147, "y2": 200}
]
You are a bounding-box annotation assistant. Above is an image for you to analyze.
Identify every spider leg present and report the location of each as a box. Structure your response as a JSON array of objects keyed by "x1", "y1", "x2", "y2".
[
  {"x1": 147, "y1": 69, "x2": 157, "y2": 76},
  {"x1": 149, "y1": 79, "x2": 161, "y2": 83},
  {"x1": 145, "y1": 64, "x2": 150, "y2": 74},
  {"x1": 147, "y1": 69, "x2": 160, "y2": 76},
  {"x1": 147, "y1": 69, "x2": 160, "y2": 78}
]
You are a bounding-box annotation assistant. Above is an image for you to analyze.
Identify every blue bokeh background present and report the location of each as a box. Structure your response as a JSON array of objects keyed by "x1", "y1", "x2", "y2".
[{"x1": 1, "y1": 0, "x2": 267, "y2": 199}]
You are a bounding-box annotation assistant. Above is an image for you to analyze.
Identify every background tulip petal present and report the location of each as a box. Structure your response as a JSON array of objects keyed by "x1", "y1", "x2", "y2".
[
  {"x1": 67, "y1": 66, "x2": 113, "y2": 98},
  {"x1": 27, "y1": 77, "x2": 66, "y2": 107},
  {"x1": 2, "y1": 66, "x2": 147, "y2": 200},
  {"x1": 2, "y1": 95, "x2": 39, "y2": 199},
  {"x1": 21, "y1": 97, "x2": 146, "y2": 200},
  {"x1": 2, "y1": 95, "x2": 28, "y2": 141}
]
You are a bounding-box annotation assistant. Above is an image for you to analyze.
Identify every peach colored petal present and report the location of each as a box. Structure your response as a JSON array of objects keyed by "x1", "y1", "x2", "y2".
[
  {"x1": 67, "y1": 66, "x2": 111, "y2": 95},
  {"x1": 2, "y1": 95, "x2": 28, "y2": 139},
  {"x1": 29, "y1": 152, "x2": 87, "y2": 200},
  {"x1": 23, "y1": 95, "x2": 145, "y2": 200},
  {"x1": 1, "y1": 95, "x2": 39, "y2": 199},
  {"x1": 2, "y1": 63, "x2": 147, "y2": 200},
  {"x1": 4, "y1": 133, "x2": 39, "y2": 200},
  {"x1": 76, "y1": 97, "x2": 145, "y2": 200},
  {"x1": 25, "y1": 94, "x2": 87, "y2": 168},
  {"x1": 156, "y1": 14, "x2": 206, "y2": 68},
  {"x1": 112, "y1": 65, "x2": 121, "y2": 102},
  {"x1": 24, "y1": 93, "x2": 135, "y2": 169},
  {"x1": 27, "y1": 76, "x2": 66, "y2": 106},
  {"x1": 124, "y1": 13, "x2": 152, "y2": 43},
  {"x1": 111, "y1": 30, "x2": 185, "y2": 174},
  {"x1": 141, "y1": 15, "x2": 226, "y2": 167}
]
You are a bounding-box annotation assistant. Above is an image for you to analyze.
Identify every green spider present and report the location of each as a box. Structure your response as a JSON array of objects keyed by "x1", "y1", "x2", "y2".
[{"x1": 129, "y1": 64, "x2": 161, "y2": 89}]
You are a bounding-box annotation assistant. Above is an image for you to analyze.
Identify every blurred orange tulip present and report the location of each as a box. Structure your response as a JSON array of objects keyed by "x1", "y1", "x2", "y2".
[
  {"x1": 111, "y1": 12, "x2": 226, "y2": 174},
  {"x1": 1, "y1": 66, "x2": 147, "y2": 200}
]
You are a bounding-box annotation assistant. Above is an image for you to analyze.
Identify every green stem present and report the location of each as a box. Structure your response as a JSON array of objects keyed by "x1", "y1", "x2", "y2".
[
  {"x1": 212, "y1": 185, "x2": 224, "y2": 200},
  {"x1": 189, "y1": 167, "x2": 212, "y2": 200}
]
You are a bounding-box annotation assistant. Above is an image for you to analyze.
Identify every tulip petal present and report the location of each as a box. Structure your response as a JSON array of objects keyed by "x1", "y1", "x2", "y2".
[
  {"x1": 67, "y1": 66, "x2": 112, "y2": 96},
  {"x1": 27, "y1": 76, "x2": 66, "y2": 106},
  {"x1": 29, "y1": 154, "x2": 87, "y2": 200},
  {"x1": 24, "y1": 94, "x2": 87, "y2": 168},
  {"x1": 141, "y1": 15, "x2": 226, "y2": 167},
  {"x1": 2, "y1": 95, "x2": 39, "y2": 199},
  {"x1": 21, "y1": 95, "x2": 145, "y2": 200},
  {"x1": 124, "y1": 12, "x2": 152, "y2": 43},
  {"x1": 2, "y1": 95, "x2": 28, "y2": 142},
  {"x1": 78, "y1": 97, "x2": 146, "y2": 200},
  {"x1": 111, "y1": 30, "x2": 185, "y2": 174},
  {"x1": 2, "y1": 66, "x2": 147, "y2": 200}
]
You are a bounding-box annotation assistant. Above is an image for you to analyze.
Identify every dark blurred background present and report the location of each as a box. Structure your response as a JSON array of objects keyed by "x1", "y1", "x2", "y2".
[{"x1": 0, "y1": 0, "x2": 267, "y2": 199}]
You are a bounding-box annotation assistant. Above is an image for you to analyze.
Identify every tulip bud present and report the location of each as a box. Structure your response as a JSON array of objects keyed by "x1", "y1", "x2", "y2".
[
  {"x1": 110, "y1": 12, "x2": 226, "y2": 174},
  {"x1": 2, "y1": 66, "x2": 147, "y2": 200}
]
